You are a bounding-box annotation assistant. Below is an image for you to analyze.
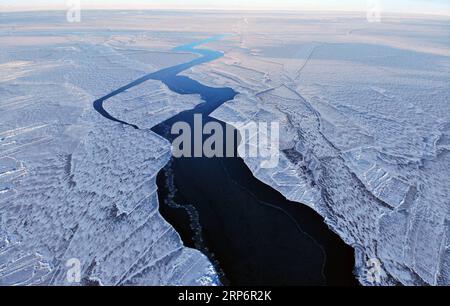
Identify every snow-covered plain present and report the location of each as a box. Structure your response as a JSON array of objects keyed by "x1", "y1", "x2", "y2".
[{"x1": 0, "y1": 10, "x2": 449, "y2": 286}]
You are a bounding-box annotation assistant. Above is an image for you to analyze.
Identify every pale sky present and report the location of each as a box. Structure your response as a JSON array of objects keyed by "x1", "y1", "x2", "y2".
[{"x1": 0, "y1": 0, "x2": 449, "y2": 16}]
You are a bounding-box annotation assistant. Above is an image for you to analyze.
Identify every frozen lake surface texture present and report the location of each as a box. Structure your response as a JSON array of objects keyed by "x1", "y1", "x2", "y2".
[{"x1": 0, "y1": 10, "x2": 449, "y2": 285}]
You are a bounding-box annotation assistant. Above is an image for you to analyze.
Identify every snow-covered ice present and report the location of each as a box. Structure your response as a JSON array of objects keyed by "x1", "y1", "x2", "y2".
[
  {"x1": 183, "y1": 12, "x2": 449, "y2": 285},
  {"x1": 0, "y1": 11, "x2": 218, "y2": 286}
]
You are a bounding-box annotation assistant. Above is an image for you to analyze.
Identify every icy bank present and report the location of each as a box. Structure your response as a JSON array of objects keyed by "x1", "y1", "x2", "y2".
[
  {"x1": 0, "y1": 12, "x2": 218, "y2": 285},
  {"x1": 184, "y1": 13, "x2": 450, "y2": 285}
]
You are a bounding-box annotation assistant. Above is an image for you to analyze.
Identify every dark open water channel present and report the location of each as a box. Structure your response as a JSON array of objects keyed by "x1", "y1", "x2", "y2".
[{"x1": 94, "y1": 36, "x2": 357, "y2": 286}]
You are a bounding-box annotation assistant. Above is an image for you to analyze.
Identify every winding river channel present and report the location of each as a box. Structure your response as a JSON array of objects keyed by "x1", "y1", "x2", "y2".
[{"x1": 94, "y1": 36, "x2": 357, "y2": 286}]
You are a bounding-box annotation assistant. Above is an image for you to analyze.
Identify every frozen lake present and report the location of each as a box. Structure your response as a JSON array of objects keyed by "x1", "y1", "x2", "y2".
[{"x1": 0, "y1": 10, "x2": 448, "y2": 286}]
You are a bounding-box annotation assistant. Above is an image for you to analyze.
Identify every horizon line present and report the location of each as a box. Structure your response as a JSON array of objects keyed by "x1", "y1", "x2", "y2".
[{"x1": 0, "y1": 7, "x2": 449, "y2": 18}]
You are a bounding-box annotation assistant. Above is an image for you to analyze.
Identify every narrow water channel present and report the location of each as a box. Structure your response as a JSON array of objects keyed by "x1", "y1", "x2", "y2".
[{"x1": 94, "y1": 36, "x2": 358, "y2": 286}]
